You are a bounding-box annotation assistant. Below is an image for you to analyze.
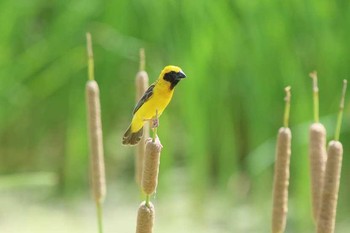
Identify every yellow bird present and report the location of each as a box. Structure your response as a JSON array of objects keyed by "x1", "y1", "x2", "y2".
[{"x1": 122, "y1": 65, "x2": 186, "y2": 145}]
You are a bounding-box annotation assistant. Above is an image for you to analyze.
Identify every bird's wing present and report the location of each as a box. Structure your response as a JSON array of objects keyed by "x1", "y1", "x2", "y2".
[{"x1": 133, "y1": 84, "x2": 155, "y2": 115}]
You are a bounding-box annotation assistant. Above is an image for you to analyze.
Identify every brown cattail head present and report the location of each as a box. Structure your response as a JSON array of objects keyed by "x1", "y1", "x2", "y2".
[
  {"x1": 135, "y1": 57, "x2": 150, "y2": 186},
  {"x1": 86, "y1": 80, "x2": 106, "y2": 203},
  {"x1": 309, "y1": 123, "x2": 327, "y2": 222},
  {"x1": 317, "y1": 140, "x2": 343, "y2": 233},
  {"x1": 141, "y1": 137, "x2": 162, "y2": 195},
  {"x1": 136, "y1": 201, "x2": 155, "y2": 233},
  {"x1": 272, "y1": 127, "x2": 292, "y2": 233}
]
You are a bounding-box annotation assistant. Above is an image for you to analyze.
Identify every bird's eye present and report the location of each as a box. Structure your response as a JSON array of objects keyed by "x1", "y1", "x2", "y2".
[{"x1": 164, "y1": 71, "x2": 177, "y2": 82}]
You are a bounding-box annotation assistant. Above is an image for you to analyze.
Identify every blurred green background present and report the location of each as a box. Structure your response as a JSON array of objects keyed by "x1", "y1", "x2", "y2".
[{"x1": 1, "y1": 0, "x2": 350, "y2": 232}]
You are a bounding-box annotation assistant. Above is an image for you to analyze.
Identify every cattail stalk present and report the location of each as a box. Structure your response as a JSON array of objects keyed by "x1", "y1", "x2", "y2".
[
  {"x1": 142, "y1": 137, "x2": 162, "y2": 199},
  {"x1": 136, "y1": 201, "x2": 155, "y2": 233},
  {"x1": 334, "y1": 80, "x2": 347, "y2": 141},
  {"x1": 272, "y1": 86, "x2": 292, "y2": 233},
  {"x1": 135, "y1": 48, "x2": 150, "y2": 186},
  {"x1": 317, "y1": 80, "x2": 347, "y2": 233},
  {"x1": 310, "y1": 71, "x2": 320, "y2": 123},
  {"x1": 317, "y1": 141, "x2": 343, "y2": 233},
  {"x1": 309, "y1": 71, "x2": 327, "y2": 222},
  {"x1": 136, "y1": 109, "x2": 161, "y2": 233},
  {"x1": 86, "y1": 32, "x2": 106, "y2": 233}
]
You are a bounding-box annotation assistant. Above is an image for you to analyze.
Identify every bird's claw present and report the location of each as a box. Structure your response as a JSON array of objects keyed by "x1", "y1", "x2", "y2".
[
  {"x1": 151, "y1": 117, "x2": 159, "y2": 129},
  {"x1": 143, "y1": 109, "x2": 159, "y2": 129}
]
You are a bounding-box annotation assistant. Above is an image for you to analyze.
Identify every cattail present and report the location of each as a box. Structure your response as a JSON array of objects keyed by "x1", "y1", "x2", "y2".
[
  {"x1": 86, "y1": 80, "x2": 106, "y2": 202},
  {"x1": 86, "y1": 32, "x2": 106, "y2": 233},
  {"x1": 309, "y1": 71, "x2": 327, "y2": 222},
  {"x1": 272, "y1": 86, "x2": 292, "y2": 233},
  {"x1": 135, "y1": 48, "x2": 150, "y2": 186},
  {"x1": 309, "y1": 123, "x2": 327, "y2": 220},
  {"x1": 317, "y1": 80, "x2": 347, "y2": 233},
  {"x1": 317, "y1": 141, "x2": 343, "y2": 233},
  {"x1": 141, "y1": 137, "x2": 162, "y2": 195},
  {"x1": 136, "y1": 201, "x2": 155, "y2": 233}
]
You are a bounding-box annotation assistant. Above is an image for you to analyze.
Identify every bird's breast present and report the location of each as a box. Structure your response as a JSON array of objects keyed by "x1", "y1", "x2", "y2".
[{"x1": 134, "y1": 88, "x2": 174, "y2": 121}]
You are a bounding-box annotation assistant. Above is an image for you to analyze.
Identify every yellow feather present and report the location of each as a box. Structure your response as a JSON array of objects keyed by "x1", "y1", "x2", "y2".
[{"x1": 130, "y1": 67, "x2": 178, "y2": 132}]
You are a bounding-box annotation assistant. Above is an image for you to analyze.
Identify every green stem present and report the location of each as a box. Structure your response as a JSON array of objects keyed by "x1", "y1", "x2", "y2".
[
  {"x1": 86, "y1": 32, "x2": 95, "y2": 81},
  {"x1": 145, "y1": 194, "x2": 150, "y2": 207},
  {"x1": 140, "y1": 48, "x2": 145, "y2": 71},
  {"x1": 283, "y1": 86, "x2": 291, "y2": 128},
  {"x1": 95, "y1": 201, "x2": 104, "y2": 233},
  {"x1": 313, "y1": 89, "x2": 319, "y2": 123},
  {"x1": 334, "y1": 80, "x2": 347, "y2": 141},
  {"x1": 310, "y1": 71, "x2": 319, "y2": 123}
]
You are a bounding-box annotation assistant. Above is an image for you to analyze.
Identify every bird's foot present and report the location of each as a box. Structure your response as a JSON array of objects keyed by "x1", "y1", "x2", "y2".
[
  {"x1": 143, "y1": 109, "x2": 159, "y2": 129},
  {"x1": 142, "y1": 117, "x2": 159, "y2": 129},
  {"x1": 152, "y1": 109, "x2": 159, "y2": 128},
  {"x1": 151, "y1": 117, "x2": 159, "y2": 129}
]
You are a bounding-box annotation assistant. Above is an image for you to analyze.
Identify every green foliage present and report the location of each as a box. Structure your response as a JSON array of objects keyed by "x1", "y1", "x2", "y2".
[{"x1": 1, "y1": 0, "x2": 350, "y2": 231}]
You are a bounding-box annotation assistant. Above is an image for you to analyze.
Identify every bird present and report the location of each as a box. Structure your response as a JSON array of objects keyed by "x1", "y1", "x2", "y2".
[{"x1": 122, "y1": 65, "x2": 186, "y2": 145}]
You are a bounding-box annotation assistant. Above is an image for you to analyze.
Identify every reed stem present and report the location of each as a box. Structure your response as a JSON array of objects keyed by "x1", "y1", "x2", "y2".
[
  {"x1": 96, "y1": 201, "x2": 104, "y2": 233},
  {"x1": 140, "y1": 48, "x2": 146, "y2": 71},
  {"x1": 145, "y1": 195, "x2": 150, "y2": 207},
  {"x1": 334, "y1": 80, "x2": 347, "y2": 141},
  {"x1": 135, "y1": 49, "x2": 149, "y2": 187},
  {"x1": 309, "y1": 71, "x2": 319, "y2": 123},
  {"x1": 86, "y1": 33, "x2": 94, "y2": 81},
  {"x1": 86, "y1": 32, "x2": 105, "y2": 233},
  {"x1": 283, "y1": 86, "x2": 291, "y2": 128}
]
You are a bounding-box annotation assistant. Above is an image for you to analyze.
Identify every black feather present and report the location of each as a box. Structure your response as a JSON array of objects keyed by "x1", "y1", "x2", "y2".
[{"x1": 133, "y1": 84, "x2": 155, "y2": 115}]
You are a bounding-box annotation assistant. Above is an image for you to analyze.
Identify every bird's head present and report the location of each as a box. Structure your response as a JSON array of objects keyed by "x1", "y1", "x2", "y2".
[{"x1": 160, "y1": 65, "x2": 186, "y2": 90}]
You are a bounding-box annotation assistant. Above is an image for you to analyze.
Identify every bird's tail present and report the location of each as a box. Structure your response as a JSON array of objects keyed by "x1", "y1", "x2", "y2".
[{"x1": 122, "y1": 125, "x2": 144, "y2": 145}]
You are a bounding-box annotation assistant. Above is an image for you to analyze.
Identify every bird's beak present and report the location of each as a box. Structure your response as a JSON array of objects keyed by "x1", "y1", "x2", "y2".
[{"x1": 177, "y1": 70, "x2": 186, "y2": 79}]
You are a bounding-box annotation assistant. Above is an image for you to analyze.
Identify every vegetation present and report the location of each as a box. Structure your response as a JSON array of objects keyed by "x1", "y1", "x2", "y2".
[
  {"x1": 317, "y1": 80, "x2": 347, "y2": 233},
  {"x1": 1, "y1": 1, "x2": 350, "y2": 232},
  {"x1": 86, "y1": 33, "x2": 106, "y2": 233},
  {"x1": 271, "y1": 87, "x2": 292, "y2": 233},
  {"x1": 309, "y1": 71, "x2": 327, "y2": 223}
]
